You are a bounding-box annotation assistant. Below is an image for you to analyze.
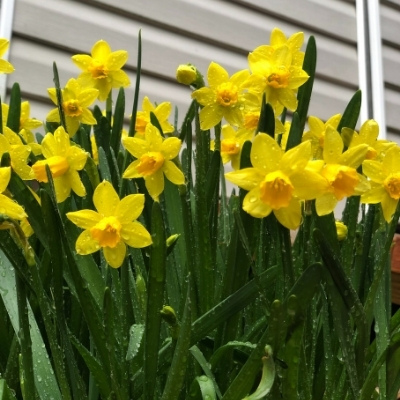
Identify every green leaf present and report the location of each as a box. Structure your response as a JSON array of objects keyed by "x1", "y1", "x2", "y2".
[
  {"x1": 285, "y1": 112, "x2": 301, "y2": 151},
  {"x1": 0, "y1": 379, "x2": 18, "y2": 400},
  {"x1": 257, "y1": 96, "x2": 274, "y2": 137},
  {"x1": 190, "y1": 376, "x2": 217, "y2": 400},
  {"x1": 296, "y1": 35, "x2": 316, "y2": 132},
  {"x1": 110, "y1": 87, "x2": 125, "y2": 154},
  {"x1": 0, "y1": 250, "x2": 62, "y2": 400},
  {"x1": 6, "y1": 83, "x2": 21, "y2": 132},
  {"x1": 126, "y1": 324, "x2": 145, "y2": 360},
  {"x1": 337, "y1": 90, "x2": 362, "y2": 133}
]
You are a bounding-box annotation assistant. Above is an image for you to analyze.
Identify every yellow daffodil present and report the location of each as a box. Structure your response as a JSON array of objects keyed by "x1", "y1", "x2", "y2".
[
  {"x1": 0, "y1": 128, "x2": 34, "y2": 180},
  {"x1": 66, "y1": 180, "x2": 152, "y2": 268},
  {"x1": 0, "y1": 39, "x2": 14, "y2": 74},
  {"x1": 225, "y1": 133, "x2": 328, "y2": 229},
  {"x1": 0, "y1": 167, "x2": 26, "y2": 220},
  {"x1": 347, "y1": 119, "x2": 395, "y2": 161},
  {"x1": 176, "y1": 64, "x2": 197, "y2": 85},
  {"x1": 123, "y1": 123, "x2": 185, "y2": 200},
  {"x1": 32, "y1": 126, "x2": 88, "y2": 203},
  {"x1": 269, "y1": 28, "x2": 305, "y2": 67},
  {"x1": 361, "y1": 145, "x2": 400, "y2": 222},
  {"x1": 211, "y1": 125, "x2": 254, "y2": 170},
  {"x1": 245, "y1": 44, "x2": 309, "y2": 115},
  {"x1": 47, "y1": 78, "x2": 98, "y2": 137},
  {"x1": 302, "y1": 114, "x2": 342, "y2": 158},
  {"x1": 1, "y1": 102, "x2": 42, "y2": 155},
  {"x1": 72, "y1": 40, "x2": 130, "y2": 101},
  {"x1": 135, "y1": 96, "x2": 174, "y2": 136},
  {"x1": 191, "y1": 62, "x2": 258, "y2": 130},
  {"x1": 312, "y1": 126, "x2": 369, "y2": 216}
]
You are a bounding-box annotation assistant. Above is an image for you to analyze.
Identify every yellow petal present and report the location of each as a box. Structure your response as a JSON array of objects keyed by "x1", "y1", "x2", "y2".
[
  {"x1": 323, "y1": 126, "x2": 343, "y2": 164},
  {"x1": 315, "y1": 193, "x2": 338, "y2": 216},
  {"x1": 208, "y1": 62, "x2": 229, "y2": 89},
  {"x1": 106, "y1": 50, "x2": 128, "y2": 70},
  {"x1": 109, "y1": 70, "x2": 130, "y2": 88},
  {"x1": 281, "y1": 141, "x2": 311, "y2": 175},
  {"x1": 251, "y1": 133, "x2": 282, "y2": 174},
  {"x1": 54, "y1": 127, "x2": 71, "y2": 155},
  {"x1": 154, "y1": 101, "x2": 171, "y2": 121},
  {"x1": 242, "y1": 187, "x2": 272, "y2": 218},
  {"x1": 145, "y1": 124, "x2": 163, "y2": 149},
  {"x1": 65, "y1": 117, "x2": 80, "y2": 137},
  {"x1": 46, "y1": 108, "x2": 60, "y2": 123},
  {"x1": 115, "y1": 193, "x2": 145, "y2": 222},
  {"x1": 93, "y1": 181, "x2": 120, "y2": 216},
  {"x1": 123, "y1": 137, "x2": 149, "y2": 158},
  {"x1": 161, "y1": 137, "x2": 182, "y2": 160},
  {"x1": 92, "y1": 40, "x2": 111, "y2": 60},
  {"x1": 0, "y1": 167, "x2": 11, "y2": 193},
  {"x1": 339, "y1": 144, "x2": 368, "y2": 168},
  {"x1": 71, "y1": 55, "x2": 93, "y2": 71},
  {"x1": 191, "y1": 87, "x2": 215, "y2": 106},
  {"x1": 0, "y1": 59, "x2": 14, "y2": 74},
  {"x1": 68, "y1": 170, "x2": 86, "y2": 197},
  {"x1": 291, "y1": 170, "x2": 329, "y2": 200},
  {"x1": 67, "y1": 146, "x2": 88, "y2": 170},
  {"x1": 274, "y1": 197, "x2": 302, "y2": 230},
  {"x1": 225, "y1": 168, "x2": 264, "y2": 191},
  {"x1": 0, "y1": 194, "x2": 26, "y2": 220},
  {"x1": 54, "y1": 175, "x2": 72, "y2": 203},
  {"x1": 75, "y1": 230, "x2": 100, "y2": 255},
  {"x1": 121, "y1": 221, "x2": 152, "y2": 248},
  {"x1": 123, "y1": 160, "x2": 142, "y2": 179},
  {"x1": 144, "y1": 169, "x2": 164, "y2": 200},
  {"x1": 382, "y1": 145, "x2": 400, "y2": 173},
  {"x1": 362, "y1": 160, "x2": 385, "y2": 183},
  {"x1": 66, "y1": 209, "x2": 101, "y2": 229},
  {"x1": 381, "y1": 194, "x2": 398, "y2": 223},
  {"x1": 80, "y1": 108, "x2": 97, "y2": 125},
  {"x1": 361, "y1": 184, "x2": 386, "y2": 204},
  {"x1": 163, "y1": 160, "x2": 185, "y2": 185},
  {"x1": 199, "y1": 105, "x2": 223, "y2": 130},
  {"x1": 103, "y1": 241, "x2": 126, "y2": 268}
]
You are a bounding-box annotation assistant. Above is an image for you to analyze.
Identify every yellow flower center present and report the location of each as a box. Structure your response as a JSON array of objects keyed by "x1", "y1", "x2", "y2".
[
  {"x1": 322, "y1": 164, "x2": 359, "y2": 200},
  {"x1": 88, "y1": 61, "x2": 108, "y2": 79},
  {"x1": 259, "y1": 171, "x2": 294, "y2": 210},
  {"x1": 137, "y1": 152, "x2": 165, "y2": 176},
  {"x1": 63, "y1": 100, "x2": 82, "y2": 117},
  {"x1": 221, "y1": 139, "x2": 240, "y2": 155},
  {"x1": 384, "y1": 173, "x2": 400, "y2": 200},
  {"x1": 91, "y1": 216, "x2": 122, "y2": 248},
  {"x1": 135, "y1": 114, "x2": 148, "y2": 135},
  {"x1": 243, "y1": 111, "x2": 259, "y2": 130},
  {"x1": 32, "y1": 156, "x2": 69, "y2": 182},
  {"x1": 266, "y1": 66, "x2": 290, "y2": 89},
  {"x1": 216, "y1": 82, "x2": 239, "y2": 107}
]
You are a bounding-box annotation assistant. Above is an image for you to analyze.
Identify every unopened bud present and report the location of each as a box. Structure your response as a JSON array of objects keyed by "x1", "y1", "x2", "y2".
[
  {"x1": 335, "y1": 221, "x2": 348, "y2": 241},
  {"x1": 176, "y1": 64, "x2": 197, "y2": 85}
]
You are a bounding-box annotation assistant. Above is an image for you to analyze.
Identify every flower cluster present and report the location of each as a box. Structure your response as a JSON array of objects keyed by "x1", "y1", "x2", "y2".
[{"x1": 1, "y1": 28, "x2": 400, "y2": 268}]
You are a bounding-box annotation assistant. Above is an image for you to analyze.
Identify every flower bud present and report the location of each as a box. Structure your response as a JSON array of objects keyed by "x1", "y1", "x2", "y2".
[
  {"x1": 176, "y1": 64, "x2": 197, "y2": 85},
  {"x1": 335, "y1": 221, "x2": 348, "y2": 241}
]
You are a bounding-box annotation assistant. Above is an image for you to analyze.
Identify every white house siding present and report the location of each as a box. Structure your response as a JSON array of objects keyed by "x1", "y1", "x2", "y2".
[{"x1": 3, "y1": 0, "x2": 400, "y2": 140}]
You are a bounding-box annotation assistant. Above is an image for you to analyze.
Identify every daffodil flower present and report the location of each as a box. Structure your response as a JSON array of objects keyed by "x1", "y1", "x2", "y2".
[
  {"x1": 32, "y1": 126, "x2": 88, "y2": 203},
  {"x1": 123, "y1": 123, "x2": 185, "y2": 200},
  {"x1": 191, "y1": 62, "x2": 258, "y2": 130},
  {"x1": 302, "y1": 114, "x2": 342, "y2": 158},
  {"x1": 245, "y1": 44, "x2": 309, "y2": 116},
  {"x1": 135, "y1": 96, "x2": 174, "y2": 136},
  {"x1": 225, "y1": 133, "x2": 328, "y2": 229},
  {"x1": 347, "y1": 119, "x2": 395, "y2": 161},
  {"x1": 0, "y1": 128, "x2": 34, "y2": 180},
  {"x1": 211, "y1": 125, "x2": 253, "y2": 170},
  {"x1": 312, "y1": 126, "x2": 369, "y2": 216},
  {"x1": 66, "y1": 180, "x2": 152, "y2": 268},
  {"x1": 0, "y1": 167, "x2": 26, "y2": 220},
  {"x1": 361, "y1": 145, "x2": 400, "y2": 222},
  {"x1": 47, "y1": 78, "x2": 98, "y2": 137},
  {"x1": 72, "y1": 40, "x2": 130, "y2": 101},
  {"x1": 269, "y1": 28, "x2": 305, "y2": 67},
  {"x1": 0, "y1": 39, "x2": 14, "y2": 74}
]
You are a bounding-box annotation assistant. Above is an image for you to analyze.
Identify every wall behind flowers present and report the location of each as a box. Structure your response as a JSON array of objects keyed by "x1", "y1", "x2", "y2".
[{"x1": 4, "y1": 0, "x2": 400, "y2": 142}]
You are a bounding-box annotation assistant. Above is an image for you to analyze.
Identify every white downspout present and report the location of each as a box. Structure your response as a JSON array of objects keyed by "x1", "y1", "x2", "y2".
[
  {"x1": 356, "y1": 0, "x2": 386, "y2": 139},
  {"x1": 0, "y1": 0, "x2": 16, "y2": 101}
]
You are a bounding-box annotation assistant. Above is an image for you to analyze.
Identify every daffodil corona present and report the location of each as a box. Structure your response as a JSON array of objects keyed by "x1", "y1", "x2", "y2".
[{"x1": 66, "y1": 181, "x2": 152, "y2": 268}]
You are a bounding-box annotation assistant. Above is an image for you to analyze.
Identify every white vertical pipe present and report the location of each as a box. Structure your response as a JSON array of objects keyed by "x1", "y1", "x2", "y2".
[
  {"x1": 0, "y1": 0, "x2": 16, "y2": 101},
  {"x1": 356, "y1": 0, "x2": 386, "y2": 139}
]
